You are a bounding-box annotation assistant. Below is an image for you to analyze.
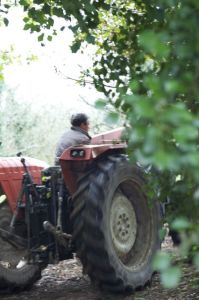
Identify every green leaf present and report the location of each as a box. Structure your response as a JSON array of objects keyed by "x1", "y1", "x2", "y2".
[
  {"x1": 173, "y1": 125, "x2": 198, "y2": 143},
  {"x1": 152, "y1": 251, "x2": 171, "y2": 271},
  {"x1": 52, "y1": 7, "x2": 64, "y2": 17},
  {"x1": 47, "y1": 35, "x2": 52, "y2": 42},
  {"x1": 193, "y1": 252, "x2": 199, "y2": 269},
  {"x1": 43, "y1": 3, "x2": 51, "y2": 15},
  {"x1": 70, "y1": 41, "x2": 81, "y2": 53},
  {"x1": 19, "y1": 0, "x2": 31, "y2": 7},
  {"x1": 171, "y1": 217, "x2": 192, "y2": 231},
  {"x1": 129, "y1": 80, "x2": 139, "y2": 92},
  {"x1": 134, "y1": 98, "x2": 155, "y2": 118},
  {"x1": 3, "y1": 18, "x2": 9, "y2": 26},
  {"x1": 48, "y1": 18, "x2": 54, "y2": 27},
  {"x1": 33, "y1": 0, "x2": 43, "y2": 3},
  {"x1": 153, "y1": 150, "x2": 179, "y2": 171},
  {"x1": 161, "y1": 267, "x2": 181, "y2": 289},
  {"x1": 162, "y1": 104, "x2": 193, "y2": 126},
  {"x1": 164, "y1": 80, "x2": 183, "y2": 94},
  {"x1": 23, "y1": 17, "x2": 29, "y2": 22},
  {"x1": 24, "y1": 23, "x2": 31, "y2": 30},
  {"x1": 106, "y1": 112, "x2": 119, "y2": 124},
  {"x1": 86, "y1": 34, "x2": 95, "y2": 44},
  {"x1": 159, "y1": 227, "x2": 167, "y2": 241},
  {"x1": 95, "y1": 99, "x2": 107, "y2": 109},
  {"x1": 38, "y1": 33, "x2": 44, "y2": 42},
  {"x1": 84, "y1": 2, "x2": 95, "y2": 13},
  {"x1": 139, "y1": 30, "x2": 170, "y2": 59}
]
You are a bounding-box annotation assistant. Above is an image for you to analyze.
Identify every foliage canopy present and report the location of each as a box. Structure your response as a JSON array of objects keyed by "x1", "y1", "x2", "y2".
[{"x1": 1, "y1": 0, "x2": 199, "y2": 287}]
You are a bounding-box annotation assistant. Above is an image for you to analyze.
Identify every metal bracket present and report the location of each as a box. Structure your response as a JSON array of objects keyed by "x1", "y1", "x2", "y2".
[
  {"x1": 0, "y1": 194, "x2": 6, "y2": 205},
  {"x1": 43, "y1": 221, "x2": 71, "y2": 248}
]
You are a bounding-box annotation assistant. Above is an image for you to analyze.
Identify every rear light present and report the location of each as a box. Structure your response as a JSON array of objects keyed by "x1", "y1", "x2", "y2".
[{"x1": 70, "y1": 149, "x2": 85, "y2": 158}]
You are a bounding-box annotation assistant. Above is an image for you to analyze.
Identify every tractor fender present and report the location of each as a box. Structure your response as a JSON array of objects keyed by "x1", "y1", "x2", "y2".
[{"x1": 60, "y1": 142, "x2": 127, "y2": 195}]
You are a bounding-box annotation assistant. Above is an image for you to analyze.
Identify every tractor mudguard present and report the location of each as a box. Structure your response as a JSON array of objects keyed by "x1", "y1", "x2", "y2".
[{"x1": 59, "y1": 127, "x2": 127, "y2": 194}]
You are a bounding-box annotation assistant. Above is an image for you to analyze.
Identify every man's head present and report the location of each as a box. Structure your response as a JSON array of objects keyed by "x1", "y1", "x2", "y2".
[{"x1": 70, "y1": 113, "x2": 90, "y2": 132}]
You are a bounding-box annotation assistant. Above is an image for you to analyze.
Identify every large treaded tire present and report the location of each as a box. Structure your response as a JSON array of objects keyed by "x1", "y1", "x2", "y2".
[
  {"x1": 71, "y1": 155, "x2": 160, "y2": 292},
  {"x1": 0, "y1": 203, "x2": 41, "y2": 293}
]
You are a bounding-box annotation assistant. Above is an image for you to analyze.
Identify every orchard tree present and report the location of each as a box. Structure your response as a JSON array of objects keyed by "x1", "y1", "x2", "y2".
[
  {"x1": 1, "y1": 0, "x2": 199, "y2": 287},
  {"x1": 0, "y1": 85, "x2": 69, "y2": 163}
]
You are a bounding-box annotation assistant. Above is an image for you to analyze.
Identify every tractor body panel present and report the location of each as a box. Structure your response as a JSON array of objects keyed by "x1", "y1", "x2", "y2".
[
  {"x1": 90, "y1": 126, "x2": 124, "y2": 144},
  {"x1": 0, "y1": 157, "x2": 48, "y2": 211}
]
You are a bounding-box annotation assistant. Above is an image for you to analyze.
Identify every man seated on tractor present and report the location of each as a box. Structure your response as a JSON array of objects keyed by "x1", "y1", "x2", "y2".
[{"x1": 54, "y1": 113, "x2": 91, "y2": 165}]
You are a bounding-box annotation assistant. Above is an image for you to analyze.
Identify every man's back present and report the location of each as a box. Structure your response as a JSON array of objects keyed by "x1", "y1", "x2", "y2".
[
  {"x1": 55, "y1": 127, "x2": 90, "y2": 157},
  {"x1": 54, "y1": 115, "x2": 91, "y2": 165}
]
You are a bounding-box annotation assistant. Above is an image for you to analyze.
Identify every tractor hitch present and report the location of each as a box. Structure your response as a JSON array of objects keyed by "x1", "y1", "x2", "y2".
[{"x1": 43, "y1": 221, "x2": 72, "y2": 248}]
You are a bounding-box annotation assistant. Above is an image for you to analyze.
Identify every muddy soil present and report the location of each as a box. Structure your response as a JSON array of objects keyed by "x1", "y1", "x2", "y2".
[{"x1": 1, "y1": 237, "x2": 199, "y2": 300}]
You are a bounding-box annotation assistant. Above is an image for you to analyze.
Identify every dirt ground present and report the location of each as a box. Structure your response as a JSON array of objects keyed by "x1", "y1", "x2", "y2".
[{"x1": 1, "y1": 237, "x2": 199, "y2": 300}]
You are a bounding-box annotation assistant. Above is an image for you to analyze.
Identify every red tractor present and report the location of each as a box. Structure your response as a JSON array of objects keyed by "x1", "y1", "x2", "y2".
[{"x1": 0, "y1": 128, "x2": 160, "y2": 293}]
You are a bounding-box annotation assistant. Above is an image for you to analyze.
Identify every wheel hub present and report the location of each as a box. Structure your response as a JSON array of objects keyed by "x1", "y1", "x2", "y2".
[{"x1": 110, "y1": 191, "x2": 137, "y2": 257}]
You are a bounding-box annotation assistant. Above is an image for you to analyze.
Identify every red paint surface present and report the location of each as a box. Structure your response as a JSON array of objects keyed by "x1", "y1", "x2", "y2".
[
  {"x1": 59, "y1": 127, "x2": 127, "y2": 194},
  {"x1": 0, "y1": 157, "x2": 48, "y2": 211}
]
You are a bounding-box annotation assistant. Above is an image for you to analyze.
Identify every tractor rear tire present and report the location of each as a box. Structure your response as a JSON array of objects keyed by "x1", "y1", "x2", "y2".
[
  {"x1": 71, "y1": 155, "x2": 160, "y2": 292},
  {"x1": 0, "y1": 203, "x2": 41, "y2": 293}
]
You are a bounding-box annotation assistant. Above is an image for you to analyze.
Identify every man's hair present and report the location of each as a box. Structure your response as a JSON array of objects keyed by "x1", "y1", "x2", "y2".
[{"x1": 70, "y1": 113, "x2": 89, "y2": 127}]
